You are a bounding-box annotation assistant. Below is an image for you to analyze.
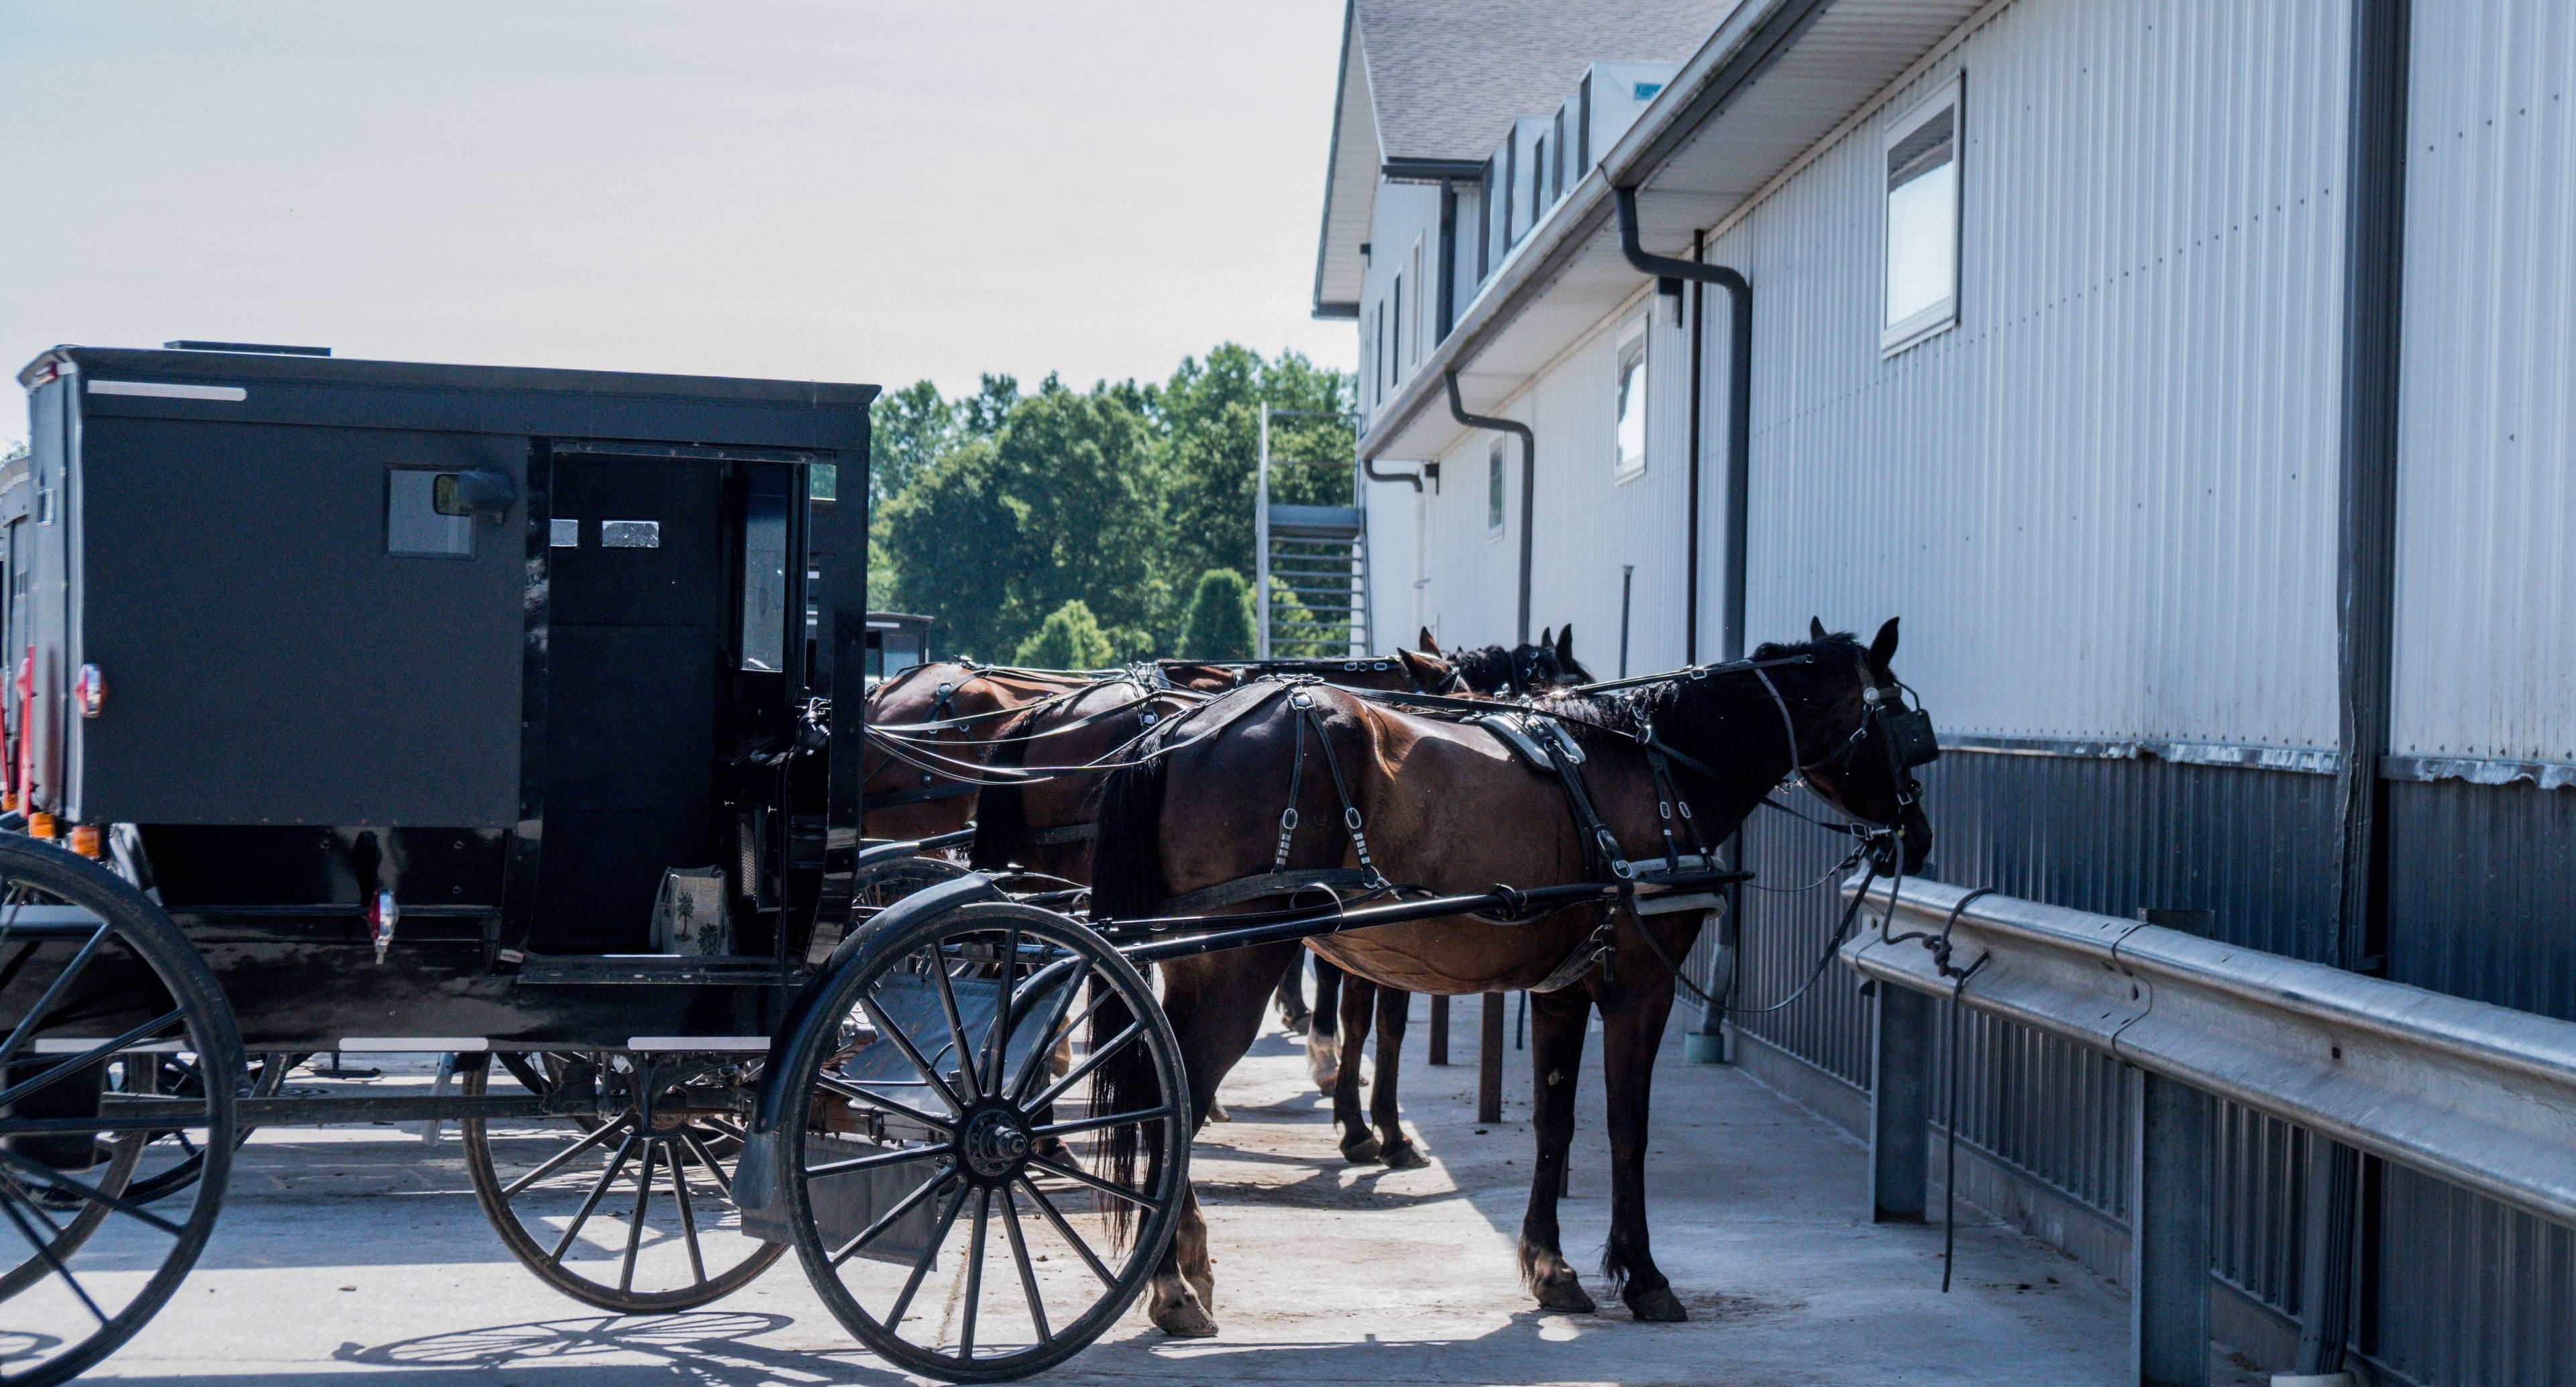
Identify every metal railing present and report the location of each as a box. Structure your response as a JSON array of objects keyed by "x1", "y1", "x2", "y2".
[{"x1": 1839, "y1": 876, "x2": 2576, "y2": 1386}]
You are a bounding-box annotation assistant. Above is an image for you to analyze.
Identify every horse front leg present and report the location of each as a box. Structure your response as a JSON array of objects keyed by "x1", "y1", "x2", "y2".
[
  {"x1": 1332, "y1": 971, "x2": 1381, "y2": 1162},
  {"x1": 1597, "y1": 959, "x2": 1688, "y2": 1321},
  {"x1": 1371, "y1": 985, "x2": 1426, "y2": 1168},
  {"x1": 1272, "y1": 952, "x2": 1311, "y2": 1036},
  {"x1": 1521, "y1": 985, "x2": 1595, "y2": 1312}
]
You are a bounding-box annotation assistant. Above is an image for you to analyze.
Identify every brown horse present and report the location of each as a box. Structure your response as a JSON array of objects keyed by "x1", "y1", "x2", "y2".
[
  {"x1": 1087, "y1": 620, "x2": 1931, "y2": 1335},
  {"x1": 859, "y1": 661, "x2": 1093, "y2": 842}
]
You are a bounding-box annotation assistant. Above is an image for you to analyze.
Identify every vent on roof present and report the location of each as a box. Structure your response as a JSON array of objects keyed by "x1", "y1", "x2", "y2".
[{"x1": 163, "y1": 341, "x2": 332, "y2": 357}]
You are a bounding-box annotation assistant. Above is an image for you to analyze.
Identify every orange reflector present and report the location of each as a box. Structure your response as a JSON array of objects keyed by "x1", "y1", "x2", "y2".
[
  {"x1": 27, "y1": 812, "x2": 56, "y2": 840},
  {"x1": 69, "y1": 824, "x2": 102, "y2": 858}
]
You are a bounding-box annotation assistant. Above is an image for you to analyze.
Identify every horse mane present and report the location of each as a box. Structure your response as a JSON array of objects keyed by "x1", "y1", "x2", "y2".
[{"x1": 1541, "y1": 632, "x2": 1868, "y2": 765}]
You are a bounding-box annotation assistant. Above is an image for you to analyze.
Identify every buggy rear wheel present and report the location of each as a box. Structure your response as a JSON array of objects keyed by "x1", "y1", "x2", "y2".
[
  {"x1": 0, "y1": 834, "x2": 241, "y2": 1386},
  {"x1": 779, "y1": 900, "x2": 1188, "y2": 1381},
  {"x1": 460, "y1": 1050, "x2": 786, "y2": 1312}
]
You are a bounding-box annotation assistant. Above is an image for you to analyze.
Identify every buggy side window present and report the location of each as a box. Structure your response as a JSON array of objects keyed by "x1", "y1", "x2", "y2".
[
  {"x1": 739, "y1": 467, "x2": 792, "y2": 672},
  {"x1": 385, "y1": 469, "x2": 474, "y2": 556}
]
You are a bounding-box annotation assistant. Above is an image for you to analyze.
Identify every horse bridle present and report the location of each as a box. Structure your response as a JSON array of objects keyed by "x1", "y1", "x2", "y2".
[{"x1": 1752, "y1": 661, "x2": 1939, "y2": 863}]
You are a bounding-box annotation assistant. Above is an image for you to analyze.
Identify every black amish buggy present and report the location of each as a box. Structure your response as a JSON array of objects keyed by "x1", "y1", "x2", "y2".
[{"x1": 0, "y1": 345, "x2": 1201, "y2": 1382}]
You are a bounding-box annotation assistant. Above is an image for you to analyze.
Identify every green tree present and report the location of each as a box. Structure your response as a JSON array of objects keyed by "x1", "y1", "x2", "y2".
[
  {"x1": 1014, "y1": 599, "x2": 1114, "y2": 669},
  {"x1": 1177, "y1": 568, "x2": 1255, "y2": 659},
  {"x1": 959, "y1": 373, "x2": 1020, "y2": 438},
  {"x1": 879, "y1": 437, "x2": 1020, "y2": 658},
  {"x1": 869, "y1": 380, "x2": 954, "y2": 510}
]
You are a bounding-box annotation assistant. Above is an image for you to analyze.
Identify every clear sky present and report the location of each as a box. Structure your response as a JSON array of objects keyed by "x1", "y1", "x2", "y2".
[{"x1": 0, "y1": 1, "x2": 1356, "y2": 437}]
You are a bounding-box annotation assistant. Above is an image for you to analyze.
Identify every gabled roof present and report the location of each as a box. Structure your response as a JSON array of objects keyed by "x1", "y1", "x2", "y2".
[{"x1": 1313, "y1": 0, "x2": 1733, "y2": 318}]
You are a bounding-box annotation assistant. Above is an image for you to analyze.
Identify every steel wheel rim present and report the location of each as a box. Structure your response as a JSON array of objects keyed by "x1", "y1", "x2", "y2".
[
  {"x1": 462, "y1": 1050, "x2": 784, "y2": 1312},
  {"x1": 784, "y1": 901, "x2": 1189, "y2": 1380}
]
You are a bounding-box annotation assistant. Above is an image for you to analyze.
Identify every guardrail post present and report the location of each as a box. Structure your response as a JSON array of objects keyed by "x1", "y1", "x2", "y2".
[
  {"x1": 2129, "y1": 1067, "x2": 2212, "y2": 1387},
  {"x1": 1870, "y1": 982, "x2": 1931, "y2": 1221},
  {"x1": 1478, "y1": 992, "x2": 1505, "y2": 1123},
  {"x1": 1428, "y1": 994, "x2": 1450, "y2": 1066}
]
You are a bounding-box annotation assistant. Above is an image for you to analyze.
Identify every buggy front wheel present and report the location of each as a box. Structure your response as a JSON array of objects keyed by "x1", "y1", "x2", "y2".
[
  {"x1": 779, "y1": 900, "x2": 1188, "y2": 1381},
  {"x1": 0, "y1": 834, "x2": 241, "y2": 1386}
]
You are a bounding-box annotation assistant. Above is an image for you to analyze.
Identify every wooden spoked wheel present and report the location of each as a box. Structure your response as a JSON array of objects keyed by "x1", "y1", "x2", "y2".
[
  {"x1": 460, "y1": 1050, "x2": 787, "y2": 1312},
  {"x1": 778, "y1": 900, "x2": 1188, "y2": 1381},
  {"x1": 0, "y1": 834, "x2": 241, "y2": 1386}
]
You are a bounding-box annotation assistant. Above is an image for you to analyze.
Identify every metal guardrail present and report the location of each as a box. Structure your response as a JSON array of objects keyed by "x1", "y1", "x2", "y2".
[
  {"x1": 1836, "y1": 875, "x2": 2576, "y2": 1386},
  {"x1": 1839, "y1": 875, "x2": 2576, "y2": 1231}
]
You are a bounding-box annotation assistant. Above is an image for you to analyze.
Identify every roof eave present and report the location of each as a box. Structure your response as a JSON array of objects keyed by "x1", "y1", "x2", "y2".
[{"x1": 1311, "y1": 0, "x2": 1377, "y2": 319}]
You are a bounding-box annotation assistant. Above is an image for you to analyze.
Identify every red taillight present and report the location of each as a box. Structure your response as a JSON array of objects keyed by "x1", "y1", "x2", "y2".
[{"x1": 72, "y1": 664, "x2": 104, "y2": 718}]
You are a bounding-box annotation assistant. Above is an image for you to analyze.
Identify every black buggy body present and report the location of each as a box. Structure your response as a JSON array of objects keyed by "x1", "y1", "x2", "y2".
[{"x1": 9, "y1": 345, "x2": 875, "y2": 1048}]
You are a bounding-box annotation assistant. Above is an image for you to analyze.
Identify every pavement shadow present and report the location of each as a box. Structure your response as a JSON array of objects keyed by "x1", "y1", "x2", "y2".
[{"x1": 326, "y1": 1310, "x2": 904, "y2": 1385}]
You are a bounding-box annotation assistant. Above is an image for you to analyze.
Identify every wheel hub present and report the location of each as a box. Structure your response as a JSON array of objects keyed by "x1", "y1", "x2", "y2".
[{"x1": 959, "y1": 1106, "x2": 1033, "y2": 1180}]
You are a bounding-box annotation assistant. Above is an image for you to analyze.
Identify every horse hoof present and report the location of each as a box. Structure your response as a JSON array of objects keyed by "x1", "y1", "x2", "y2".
[
  {"x1": 1206, "y1": 1100, "x2": 1231, "y2": 1123},
  {"x1": 1150, "y1": 1284, "x2": 1219, "y2": 1337},
  {"x1": 1281, "y1": 1007, "x2": 1311, "y2": 1037},
  {"x1": 1626, "y1": 1283, "x2": 1688, "y2": 1322},
  {"x1": 1381, "y1": 1141, "x2": 1430, "y2": 1170},
  {"x1": 1341, "y1": 1132, "x2": 1383, "y2": 1164},
  {"x1": 1306, "y1": 1037, "x2": 1339, "y2": 1093},
  {"x1": 1186, "y1": 1267, "x2": 1217, "y2": 1311},
  {"x1": 1533, "y1": 1272, "x2": 1596, "y2": 1314}
]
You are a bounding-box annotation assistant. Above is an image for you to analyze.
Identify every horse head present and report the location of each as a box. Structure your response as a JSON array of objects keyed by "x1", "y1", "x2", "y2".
[{"x1": 1764, "y1": 618, "x2": 1935, "y2": 874}]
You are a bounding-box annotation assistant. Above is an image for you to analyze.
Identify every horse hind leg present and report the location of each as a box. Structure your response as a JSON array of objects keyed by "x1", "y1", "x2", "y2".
[
  {"x1": 1333, "y1": 973, "x2": 1382, "y2": 1162},
  {"x1": 1371, "y1": 985, "x2": 1428, "y2": 1169}
]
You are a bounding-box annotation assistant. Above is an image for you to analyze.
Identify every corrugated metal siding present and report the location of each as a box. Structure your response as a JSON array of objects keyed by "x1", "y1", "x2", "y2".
[
  {"x1": 1701, "y1": 0, "x2": 2347, "y2": 749},
  {"x1": 2385, "y1": 778, "x2": 2576, "y2": 1023},
  {"x1": 2391, "y1": 0, "x2": 2576, "y2": 763}
]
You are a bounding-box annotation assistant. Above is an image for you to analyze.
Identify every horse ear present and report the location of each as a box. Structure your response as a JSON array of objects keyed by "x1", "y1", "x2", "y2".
[
  {"x1": 1417, "y1": 626, "x2": 1441, "y2": 655},
  {"x1": 1555, "y1": 624, "x2": 1574, "y2": 661},
  {"x1": 1809, "y1": 616, "x2": 1829, "y2": 643},
  {"x1": 1869, "y1": 617, "x2": 1901, "y2": 675},
  {"x1": 1397, "y1": 649, "x2": 1446, "y2": 685},
  {"x1": 1538, "y1": 626, "x2": 1553, "y2": 650}
]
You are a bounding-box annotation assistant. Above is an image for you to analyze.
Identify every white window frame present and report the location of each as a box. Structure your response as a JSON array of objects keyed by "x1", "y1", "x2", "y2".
[
  {"x1": 1486, "y1": 439, "x2": 1507, "y2": 536},
  {"x1": 1880, "y1": 73, "x2": 1964, "y2": 355},
  {"x1": 1611, "y1": 317, "x2": 1650, "y2": 482}
]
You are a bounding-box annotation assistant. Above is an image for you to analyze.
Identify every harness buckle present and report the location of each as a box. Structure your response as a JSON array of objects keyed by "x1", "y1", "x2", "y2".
[
  {"x1": 1280, "y1": 808, "x2": 1299, "y2": 831},
  {"x1": 1343, "y1": 807, "x2": 1364, "y2": 832}
]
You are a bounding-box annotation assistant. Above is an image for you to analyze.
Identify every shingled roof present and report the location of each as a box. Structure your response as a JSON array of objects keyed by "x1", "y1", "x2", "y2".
[
  {"x1": 1359, "y1": 0, "x2": 1731, "y2": 160},
  {"x1": 1315, "y1": 0, "x2": 1734, "y2": 317}
]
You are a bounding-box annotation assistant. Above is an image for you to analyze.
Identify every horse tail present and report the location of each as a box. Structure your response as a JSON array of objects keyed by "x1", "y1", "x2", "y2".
[
  {"x1": 967, "y1": 710, "x2": 1036, "y2": 871},
  {"x1": 1083, "y1": 753, "x2": 1169, "y2": 1239},
  {"x1": 1087, "y1": 754, "x2": 1167, "y2": 923}
]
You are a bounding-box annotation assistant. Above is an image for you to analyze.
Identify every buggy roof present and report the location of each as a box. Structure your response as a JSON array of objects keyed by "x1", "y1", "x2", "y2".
[{"x1": 21, "y1": 345, "x2": 878, "y2": 451}]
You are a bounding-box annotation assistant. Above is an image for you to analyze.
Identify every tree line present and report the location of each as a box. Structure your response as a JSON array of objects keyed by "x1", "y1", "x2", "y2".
[{"x1": 869, "y1": 343, "x2": 1356, "y2": 667}]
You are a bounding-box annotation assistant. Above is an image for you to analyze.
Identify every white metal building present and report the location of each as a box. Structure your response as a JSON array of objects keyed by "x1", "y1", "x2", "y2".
[{"x1": 1316, "y1": 1, "x2": 2575, "y2": 1382}]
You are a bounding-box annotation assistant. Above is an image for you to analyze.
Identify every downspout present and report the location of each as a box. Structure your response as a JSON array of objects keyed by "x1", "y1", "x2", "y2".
[
  {"x1": 1617, "y1": 184, "x2": 1752, "y2": 1061},
  {"x1": 1616, "y1": 184, "x2": 1751, "y2": 662},
  {"x1": 1444, "y1": 371, "x2": 1534, "y2": 643}
]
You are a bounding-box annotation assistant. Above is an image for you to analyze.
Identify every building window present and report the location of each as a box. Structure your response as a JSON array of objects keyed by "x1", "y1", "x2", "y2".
[
  {"x1": 1487, "y1": 440, "x2": 1506, "y2": 533},
  {"x1": 1375, "y1": 301, "x2": 1388, "y2": 396},
  {"x1": 1882, "y1": 74, "x2": 1962, "y2": 353},
  {"x1": 1613, "y1": 321, "x2": 1649, "y2": 480}
]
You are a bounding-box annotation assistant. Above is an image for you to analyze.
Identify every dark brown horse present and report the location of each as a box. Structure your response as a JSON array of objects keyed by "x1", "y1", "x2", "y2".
[
  {"x1": 859, "y1": 662, "x2": 1095, "y2": 842},
  {"x1": 1087, "y1": 620, "x2": 1931, "y2": 1335}
]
